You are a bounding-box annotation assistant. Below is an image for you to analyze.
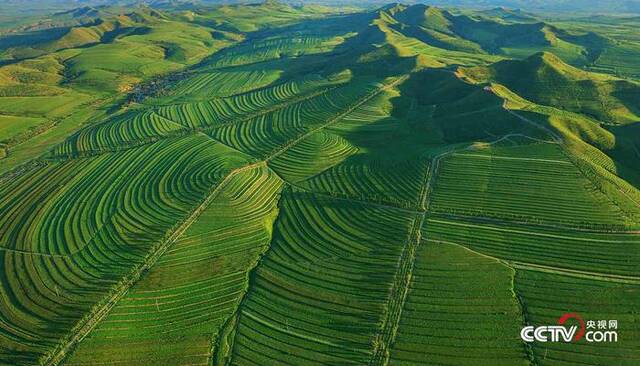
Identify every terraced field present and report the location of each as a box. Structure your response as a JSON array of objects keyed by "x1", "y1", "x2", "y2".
[
  {"x1": 202, "y1": 35, "x2": 345, "y2": 69},
  {"x1": 426, "y1": 218, "x2": 640, "y2": 277},
  {"x1": 65, "y1": 166, "x2": 283, "y2": 366},
  {"x1": 430, "y1": 141, "x2": 636, "y2": 229},
  {"x1": 52, "y1": 110, "x2": 187, "y2": 156},
  {"x1": 2, "y1": 2, "x2": 640, "y2": 366},
  {"x1": 226, "y1": 190, "x2": 415, "y2": 365},
  {"x1": 389, "y1": 242, "x2": 527, "y2": 366},
  {"x1": 167, "y1": 70, "x2": 283, "y2": 100},
  {"x1": 515, "y1": 270, "x2": 640, "y2": 366},
  {"x1": 0, "y1": 135, "x2": 250, "y2": 365},
  {"x1": 153, "y1": 75, "x2": 346, "y2": 128}
]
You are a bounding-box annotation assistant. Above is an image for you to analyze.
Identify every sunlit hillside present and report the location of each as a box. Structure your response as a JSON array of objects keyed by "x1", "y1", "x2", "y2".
[{"x1": 1, "y1": 1, "x2": 639, "y2": 365}]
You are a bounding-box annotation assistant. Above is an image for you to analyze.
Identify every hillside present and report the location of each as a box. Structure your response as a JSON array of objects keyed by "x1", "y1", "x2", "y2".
[
  {"x1": 460, "y1": 51, "x2": 640, "y2": 124},
  {"x1": 1, "y1": 2, "x2": 640, "y2": 366},
  {"x1": 0, "y1": 1, "x2": 326, "y2": 170}
]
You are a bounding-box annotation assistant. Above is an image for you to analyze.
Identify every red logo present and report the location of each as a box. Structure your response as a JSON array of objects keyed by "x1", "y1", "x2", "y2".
[
  {"x1": 522, "y1": 313, "x2": 617, "y2": 343},
  {"x1": 557, "y1": 313, "x2": 585, "y2": 342}
]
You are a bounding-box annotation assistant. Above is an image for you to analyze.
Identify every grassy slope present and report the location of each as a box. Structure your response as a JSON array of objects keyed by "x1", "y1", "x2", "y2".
[
  {"x1": 0, "y1": 8, "x2": 241, "y2": 175},
  {"x1": 460, "y1": 51, "x2": 640, "y2": 124},
  {"x1": 468, "y1": 53, "x2": 640, "y2": 207},
  {"x1": 389, "y1": 242, "x2": 527, "y2": 366},
  {"x1": 1, "y1": 2, "x2": 640, "y2": 366}
]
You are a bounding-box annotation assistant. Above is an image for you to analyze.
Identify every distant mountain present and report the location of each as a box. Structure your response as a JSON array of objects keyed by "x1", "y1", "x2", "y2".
[
  {"x1": 422, "y1": 0, "x2": 640, "y2": 14},
  {"x1": 369, "y1": 3, "x2": 617, "y2": 68},
  {"x1": 3, "y1": 0, "x2": 640, "y2": 16},
  {"x1": 389, "y1": 5, "x2": 552, "y2": 54},
  {"x1": 308, "y1": 0, "x2": 640, "y2": 14},
  {"x1": 0, "y1": 7, "x2": 168, "y2": 62},
  {"x1": 250, "y1": 0, "x2": 640, "y2": 14},
  {"x1": 472, "y1": 7, "x2": 538, "y2": 23}
]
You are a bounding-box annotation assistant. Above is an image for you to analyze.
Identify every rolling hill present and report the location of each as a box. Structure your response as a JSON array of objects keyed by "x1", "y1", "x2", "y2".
[
  {"x1": 1, "y1": 1, "x2": 640, "y2": 366},
  {"x1": 459, "y1": 51, "x2": 640, "y2": 124}
]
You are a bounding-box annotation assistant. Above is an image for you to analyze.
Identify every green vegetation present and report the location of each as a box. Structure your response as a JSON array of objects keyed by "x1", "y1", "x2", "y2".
[
  {"x1": 460, "y1": 52, "x2": 640, "y2": 124},
  {"x1": 426, "y1": 218, "x2": 640, "y2": 277},
  {"x1": 430, "y1": 140, "x2": 637, "y2": 228},
  {"x1": 389, "y1": 242, "x2": 526, "y2": 365},
  {"x1": 66, "y1": 165, "x2": 283, "y2": 366},
  {"x1": 515, "y1": 270, "x2": 640, "y2": 366},
  {"x1": 227, "y1": 190, "x2": 414, "y2": 365},
  {"x1": 0, "y1": 134, "x2": 249, "y2": 365},
  {"x1": 1, "y1": 1, "x2": 640, "y2": 365},
  {"x1": 0, "y1": 114, "x2": 47, "y2": 142}
]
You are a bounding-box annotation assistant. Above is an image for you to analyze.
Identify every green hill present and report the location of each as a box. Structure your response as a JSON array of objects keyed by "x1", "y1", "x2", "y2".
[
  {"x1": 376, "y1": 4, "x2": 630, "y2": 69},
  {"x1": 1, "y1": 2, "x2": 640, "y2": 366},
  {"x1": 389, "y1": 5, "x2": 560, "y2": 55},
  {"x1": 476, "y1": 7, "x2": 540, "y2": 22},
  {"x1": 461, "y1": 51, "x2": 640, "y2": 124},
  {"x1": 0, "y1": 9, "x2": 168, "y2": 62}
]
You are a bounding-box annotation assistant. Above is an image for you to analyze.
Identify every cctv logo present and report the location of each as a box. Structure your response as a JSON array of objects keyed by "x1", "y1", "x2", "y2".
[
  {"x1": 520, "y1": 313, "x2": 584, "y2": 342},
  {"x1": 520, "y1": 313, "x2": 618, "y2": 343}
]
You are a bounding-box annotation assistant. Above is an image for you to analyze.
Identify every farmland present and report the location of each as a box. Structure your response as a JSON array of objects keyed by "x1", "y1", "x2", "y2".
[{"x1": 1, "y1": 1, "x2": 640, "y2": 365}]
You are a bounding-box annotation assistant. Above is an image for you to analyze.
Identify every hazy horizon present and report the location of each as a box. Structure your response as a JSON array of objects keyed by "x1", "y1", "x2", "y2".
[{"x1": 3, "y1": 0, "x2": 640, "y2": 15}]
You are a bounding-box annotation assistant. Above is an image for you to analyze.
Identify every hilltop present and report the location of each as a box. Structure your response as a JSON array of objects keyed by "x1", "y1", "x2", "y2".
[{"x1": 460, "y1": 51, "x2": 640, "y2": 124}]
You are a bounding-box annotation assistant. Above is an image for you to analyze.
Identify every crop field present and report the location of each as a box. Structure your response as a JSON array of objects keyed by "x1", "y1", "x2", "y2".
[
  {"x1": 167, "y1": 70, "x2": 283, "y2": 100},
  {"x1": 515, "y1": 270, "x2": 640, "y2": 366},
  {"x1": 152, "y1": 74, "x2": 348, "y2": 128},
  {"x1": 0, "y1": 135, "x2": 250, "y2": 364},
  {"x1": 65, "y1": 166, "x2": 283, "y2": 366},
  {"x1": 389, "y1": 242, "x2": 526, "y2": 366},
  {"x1": 204, "y1": 35, "x2": 345, "y2": 69},
  {"x1": 52, "y1": 110, "x2": 187, "y2": 156},
  {"x1": 300, "y1": 90, "x2": 431, "y2": 208},
  {"x1": 430, "y1": 141, "x2": 636, "y2": 229},
  {"x1": 1, "y1": 1, "x2": 640, "y2": 366},
  {"x1": 425, "y1": 218, "x2": 640, "y2": 277},
  {"x1": 227, "y1": 190, "x2": 415, "y2": 365},
  {"x1": 0, "y1": 115, "x2": 46, "y2": 142}
]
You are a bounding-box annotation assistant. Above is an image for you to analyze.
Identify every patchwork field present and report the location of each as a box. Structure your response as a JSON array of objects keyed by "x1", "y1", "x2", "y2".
[
  {"x1": 1, "y1": 1, "x2": 640, "y2": 366},
  {"x1": 65, "y1": 166, "x2": 283, "y2": 366},
  {"x1": 430, "y1": 141, "x2": 637, "y2": 229},
  {"x1": 389, "y1": 242, "x2": 527, "y2": 366}
]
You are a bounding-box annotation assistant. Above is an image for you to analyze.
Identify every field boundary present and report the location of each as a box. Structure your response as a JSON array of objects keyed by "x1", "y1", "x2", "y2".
[
  {"x1": 368, "y1": 131, "x2": 559, "y2": 365},
  {"x1": 39, "y1": 161, "x2": 265, "y2": 366},
  {"x1": 369, "y1": 157, "x2": 431, "y2": 366},
  {"x1": 47, "y1": 85, "x2": 338, "y2": 160},
  {"x1": 41, "y1": 74, "x2": 409, "y2": 366},
  {"x1": 265, "y1": 75, "x2": 410, "y2": 162},
  {"x1": 427, "y1": 238, "x2": 640, "y2": 284},
  {"x1": 209, "y1": 181, "x2": 285, "y2": 366},
  {"x1": 369, "y1": 213, "x2": 424, "y2": 366},
  {"x1": 506, "y1": 108, "x2": 640, "y2": 221}
]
